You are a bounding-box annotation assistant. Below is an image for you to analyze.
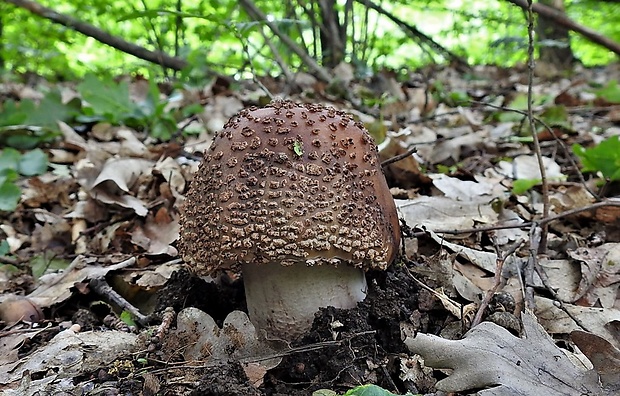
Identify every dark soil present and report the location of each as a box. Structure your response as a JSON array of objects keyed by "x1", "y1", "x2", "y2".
[{"x1": 142, "y1": 261, "x2": 451, "y2": 395}]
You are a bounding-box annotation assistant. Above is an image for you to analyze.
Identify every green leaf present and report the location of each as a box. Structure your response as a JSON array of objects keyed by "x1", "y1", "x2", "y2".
[
  {"x1": 343, "y1": 384, "x2": 402, "y2": 396},
  {"x1": 496, "y1": 93, "x2": 552, "y2": 122},
  {"x1": 150, "y1": 120, "x2": 174, "y2": 140},
  {"x1": 18, "y1": 149, "x2": 48, "y2": 176},
  {"x1": 0, "y1": 148, "x2": 22, "y2": 172},
  {"x1": 573, "y1": 136, "x2": 620, "y2": 180},
  {"x1": 77, "y1": 74, "x2": 140, "y2": 124},
  {"x1": 30, "y1": 254, "x2": 70, "y2": 280},
  {"x1": 5, "y1": 133, "x2": 51, "y2": 150},
  {"x1": 312, "y1": 390, "x2": 338, "y2": 396},
  {"x1": 0, "y1": 240, "x2": 10, "y2": 256},
  {"x1": 120, "y1": 311, "x2": 137, "y2": 328},
  {"x1": 0, "y1": 92, "x2": 75, "y2": 136},
  {"x1": 593, "y1": 80, "x2": 620, "y2": 104},
  {"x1": 512, "y1": 178, "x2": 541, "y2": 195},
  {"x1": 0, "y1": 168, "x2": 19, "y2": 186},
  {"x1": 293, "y1": 140, "x2": 303, "y2": 156},
  {"x1": 0, "y1": 99, "x2": 30, "y2": 127},
  {"x1": 183, "y1": 103, "x2": 204, "y2": 117},
  {"x1": 446, "y1": 90, "x2": 470, "y2": 106},
  {"x1": 539, "y1": 105, "x2": 570, "y2": 129},
  {"x1": 27, "y1": 90, "x2": 73, "y2": 128},
  {"x1": 0, "y1": 180, "x2": 21, "y2": 211}
]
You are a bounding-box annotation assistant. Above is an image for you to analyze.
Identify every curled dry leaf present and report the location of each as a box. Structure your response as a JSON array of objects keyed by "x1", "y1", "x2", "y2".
[
  {"x1": 402, "y1": 310, "x2": 604, "y2": 395},
  {"x1": 27, "y1": 256, "x2": 135, "y2": 308},
  {"x1": 534, "y1": 296, "x2": 620, "y2": 350},
  {"x1": 130, "y1": 209, "x2": 179, "y2": 256},
  {"x1": 568, "y1": 243, "x2": 620, "y2": 308},
  {"x1": 87, "y1": 157, "x2": 154, "y2": 216},
  {"x1": 571, "y1": 330, "x2": 620, "y2": 392}
]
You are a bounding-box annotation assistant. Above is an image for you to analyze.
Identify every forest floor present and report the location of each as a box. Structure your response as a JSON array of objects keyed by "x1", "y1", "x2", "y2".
[{"x1": 1, "y1": 62, "x2": 620, "y2": 395}]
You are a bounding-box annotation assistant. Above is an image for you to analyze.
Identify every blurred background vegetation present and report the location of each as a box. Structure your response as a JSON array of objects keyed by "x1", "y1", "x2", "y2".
[{"x1": 1, "y1": 0, "x2": 618, "y2": 83}]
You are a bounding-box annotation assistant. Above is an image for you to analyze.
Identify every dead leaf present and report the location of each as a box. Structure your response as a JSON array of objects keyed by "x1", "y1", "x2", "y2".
[
  {"x1": 535, "y1": 296, "x2": 620, "y2": 349},
  {"x1": 91, "y1": 157, "x2": 153, "y2": 193},
  {"x1": 571, "y1": 330, "x2": 620, "y2": 392},
  {"x1": 130, "y1": 210, "x2": 179, "y2": 255},
  {"x1": 431, "y1": 174, "x2": 494, "y2": 200},
  {"x1": 403, "y1": 310, "x2": 603, "y2": 395},
  {"x1": 568, "y1": 243, "x2": 620, "y2": 308},
  {"x1": 164, "y1": 308, "x2": 282, "y2": 373},
  {"x1": 496, "y1": 155, "x2": 564, "y2": 180},
  {"x1": 397, "y1": 197, "x2": 497, "y2": 234},
  {"x1": 153, "y1": 156, "x2": 186, "y2": 200},
  {"x1": 26, "y1": 256, "x2": 135, "y2": 308},
  {"x1": 0, "y1": 328, "x2": 137, "y2": 386}
]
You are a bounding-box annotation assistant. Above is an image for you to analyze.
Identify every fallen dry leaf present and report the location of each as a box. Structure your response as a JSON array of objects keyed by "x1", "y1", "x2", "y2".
[
  {"x1": 571, "y1": 330, "x2": 620, "y2": 392},
  {"x1": 403, "y1": 310, "x2": 603, "y2": 395}
]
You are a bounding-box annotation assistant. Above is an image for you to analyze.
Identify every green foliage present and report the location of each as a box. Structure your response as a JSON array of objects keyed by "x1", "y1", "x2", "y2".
[
  {"x1": 0, "y1": 90, "x2": 75, "y2": 149},
  {"x1": 343, "y1": 385, "x2": 398, "y2": 396},
  {"x1": 0, "y1": 240, "x2": 10, "y2": 256},
  {"x1": 30, "y1": 254, "x2": 70, "y2": 280},
  {"x1": 539, "y1": 105, "x2": 571, "y2": 130},
  {"x1": 293, "y1": 140, "x2": 304, "y2": 156},
  {"x1": 0, "y1": 3, "x2": 76, "y2": 80},
  {"x1": 436, "y1": 164, "x2": 459, "y2": 175},
  {"x1": 77, "y1": 74, "x2": 143, "y2": 125},
  {"x1": 568, "y1": 0, "x2": 619, "y2": 65},
  {"x1": 573, "y1": 136, "x2": 620, "y2": 181},
  {"x1": 76, "y1": 74, "x2": 198, "y2": 139},
  {"x1": 512, "y1": 178, "x2": 541, "y2": 195},
  {"x1": 2, "y1": 0, "x2": 617, "y2": 81},
  {"x1": 120, "y1": 310, "x2": 138, "y2": 327},
  {"x1": 593, "y1": 80, "x2": 620, "y2": 104},
  {"x1": 312, "y1": 385, "x2": 418, "y2": 396},
  {"x1": 430, "y1": 81, "x2": 471, "y2": 106},
  {"x1": 312, "y1": 390, "x2": 338, "y2": 396},
  {"x1": 19, "y1": 149, "x2": 49, "y2": 176},
  {"x1": 492, "y1": 93, "x2": 553, "y2": 124},
  {"x1": 0, "y1": 148, "x2": 48, "y2": 211},
  {"x1": 0, "y1": 180, "x2": 21, "y2": 213}
]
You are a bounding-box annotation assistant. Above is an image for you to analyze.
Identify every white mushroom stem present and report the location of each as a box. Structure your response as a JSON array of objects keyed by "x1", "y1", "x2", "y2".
[{"x1": 242, "y1": 262, "x2": 367, "y2": 341}]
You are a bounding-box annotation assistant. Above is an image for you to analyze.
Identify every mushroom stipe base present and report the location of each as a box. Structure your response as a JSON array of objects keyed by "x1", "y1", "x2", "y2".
[{"x1": 242, "y1": 261, "x2": 367, "y2": 340}]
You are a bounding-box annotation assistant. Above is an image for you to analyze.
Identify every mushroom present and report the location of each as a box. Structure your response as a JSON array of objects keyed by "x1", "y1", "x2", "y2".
[{"x1": 179, "y1": 100, "x2": 400, "y2": 340}]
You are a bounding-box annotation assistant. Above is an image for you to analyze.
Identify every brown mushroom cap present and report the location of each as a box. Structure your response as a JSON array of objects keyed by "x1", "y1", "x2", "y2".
[{"x1": 179, "y1": 100, "x2": 400, "y2": 274}]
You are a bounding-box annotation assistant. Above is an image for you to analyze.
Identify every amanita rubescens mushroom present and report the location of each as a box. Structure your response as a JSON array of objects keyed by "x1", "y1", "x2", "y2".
[{"x1": 179, "y1": 100, "x2": 400, "y2": 340}]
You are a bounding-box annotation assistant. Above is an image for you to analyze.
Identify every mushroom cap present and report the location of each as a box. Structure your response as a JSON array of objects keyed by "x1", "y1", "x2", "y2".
[{"x1": 179, "y1": 100, "x2": 400, "y2": 274}]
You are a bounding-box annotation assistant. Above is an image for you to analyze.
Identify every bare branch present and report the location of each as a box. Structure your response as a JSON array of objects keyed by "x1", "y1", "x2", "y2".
[
  {"x1": 507, "y1": 0, "x2": 620, "y2": 55},
  {"x1": 354, "y1": 0, "x2": 470, "y2": 69},
  {"x1": 5, "y1": 0, "x2": 188, "y2": 71},
  {"x1": 238, "y1": 0, "x2": 333, "y2": 83}
]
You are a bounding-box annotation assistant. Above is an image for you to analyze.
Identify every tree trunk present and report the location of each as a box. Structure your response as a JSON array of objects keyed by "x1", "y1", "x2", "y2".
[
  {"x1": 318, "y1": 0, "x2": 345, "y2": 68},
  {"x1": 536, "y1": 0, "x2": 575, "y2": 68}
]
